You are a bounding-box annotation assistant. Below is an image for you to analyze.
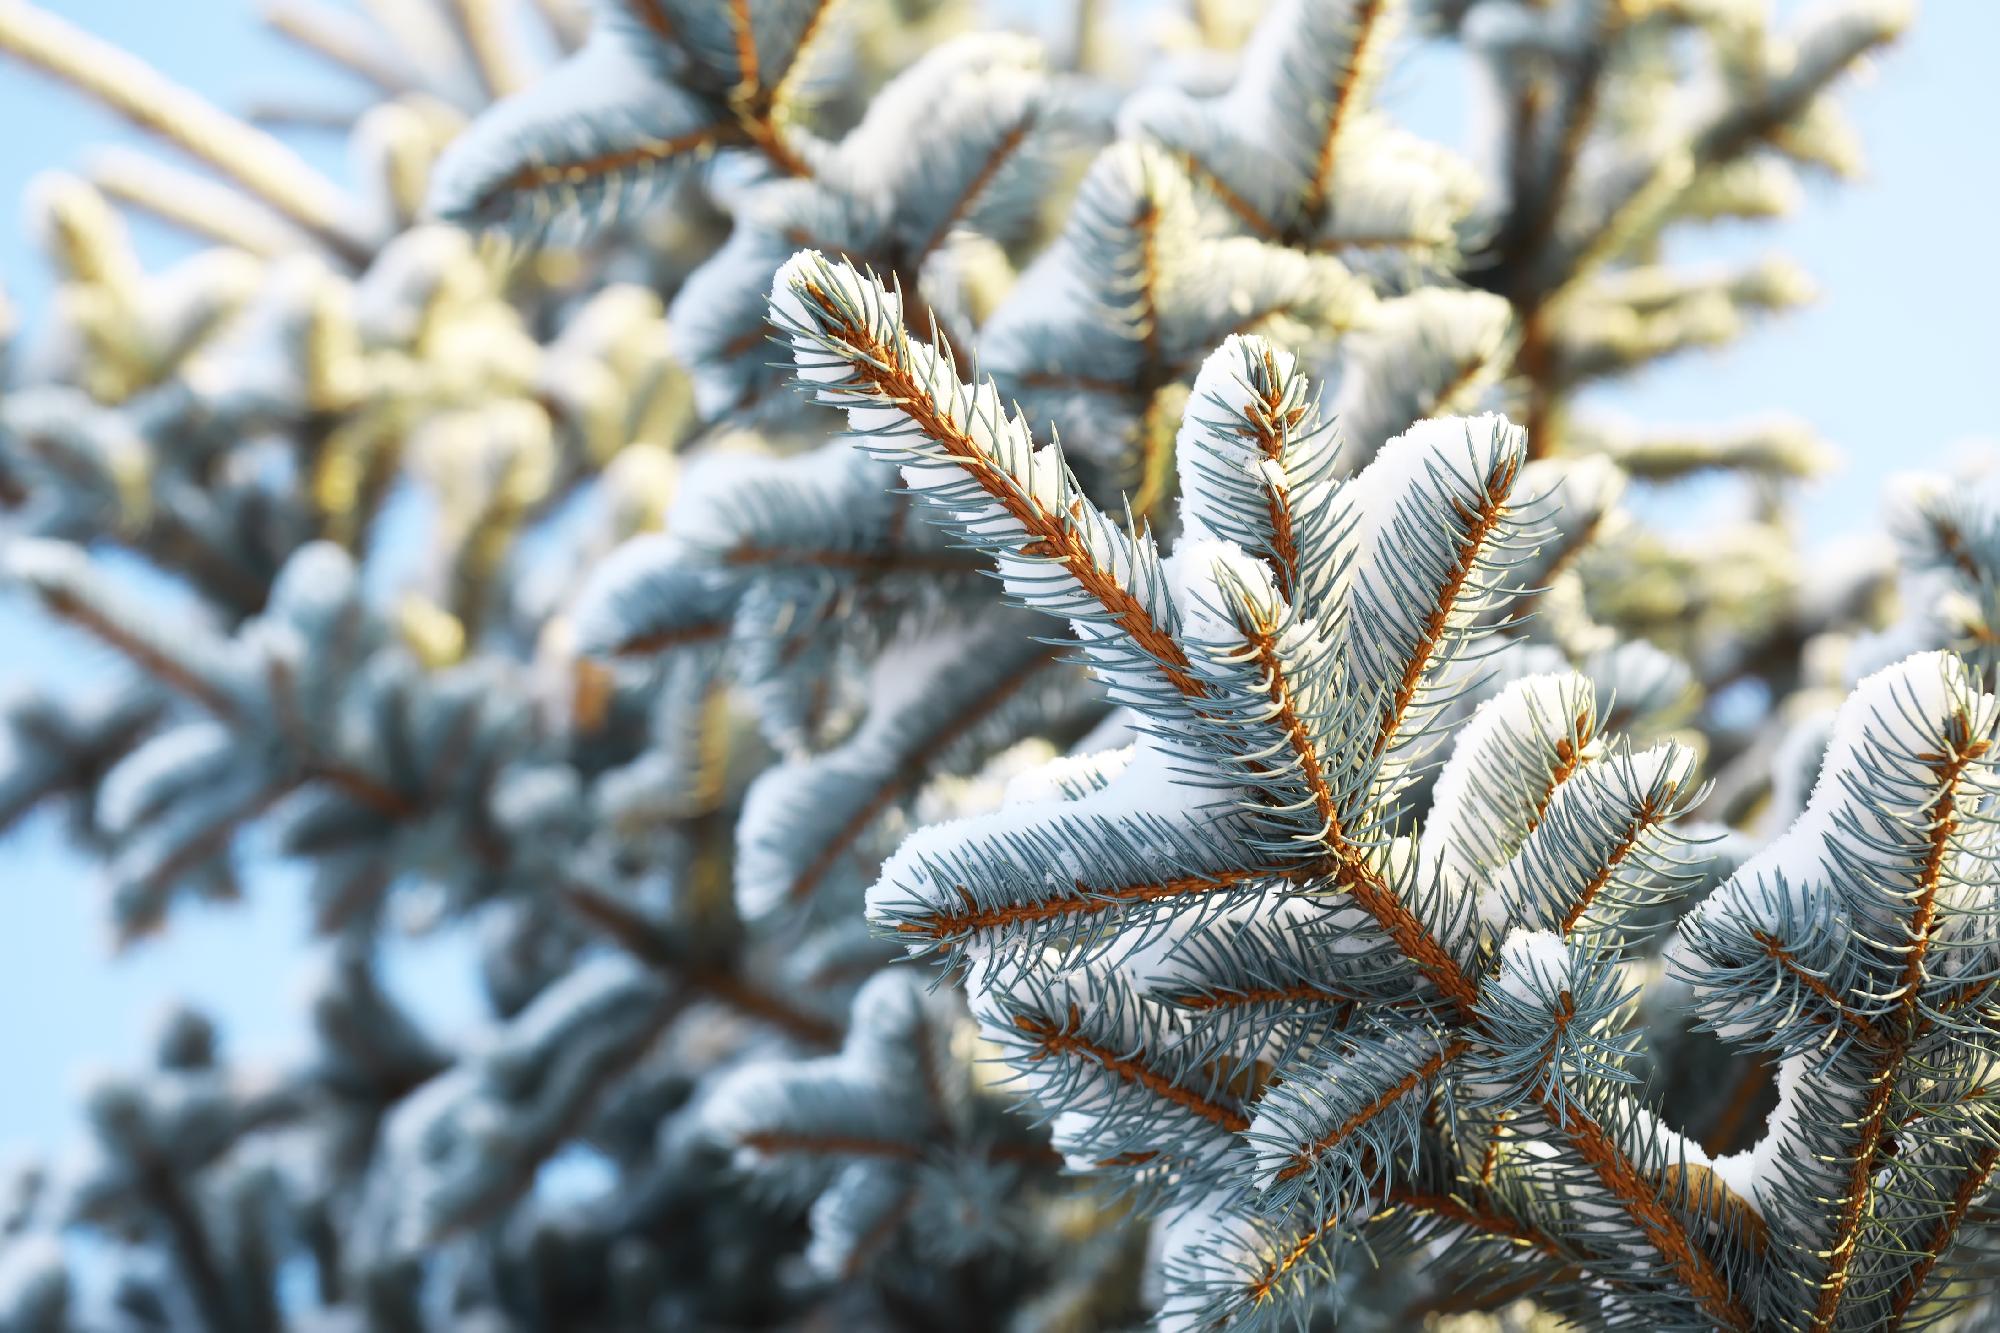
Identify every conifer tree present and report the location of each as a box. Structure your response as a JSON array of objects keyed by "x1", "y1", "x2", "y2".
[{"x1": 2, "y1": 1, "x2": 1986, "y2": 1330}]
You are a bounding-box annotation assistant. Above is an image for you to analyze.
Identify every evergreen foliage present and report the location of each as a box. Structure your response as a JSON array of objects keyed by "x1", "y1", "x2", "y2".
[{"x1": 0, "y1": 0, "x2": 1986, "y2": 1329}]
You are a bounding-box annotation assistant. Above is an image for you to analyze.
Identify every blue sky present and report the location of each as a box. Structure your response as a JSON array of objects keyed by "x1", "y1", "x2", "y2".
[{"x1": 0, "y1": 1, "x2": 1995, "y2": 1155}]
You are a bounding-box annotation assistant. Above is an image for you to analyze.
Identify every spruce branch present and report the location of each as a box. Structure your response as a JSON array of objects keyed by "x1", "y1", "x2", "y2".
[{"x1": 0, "y1": 0, "x2": 1947, "y2": 1326}]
